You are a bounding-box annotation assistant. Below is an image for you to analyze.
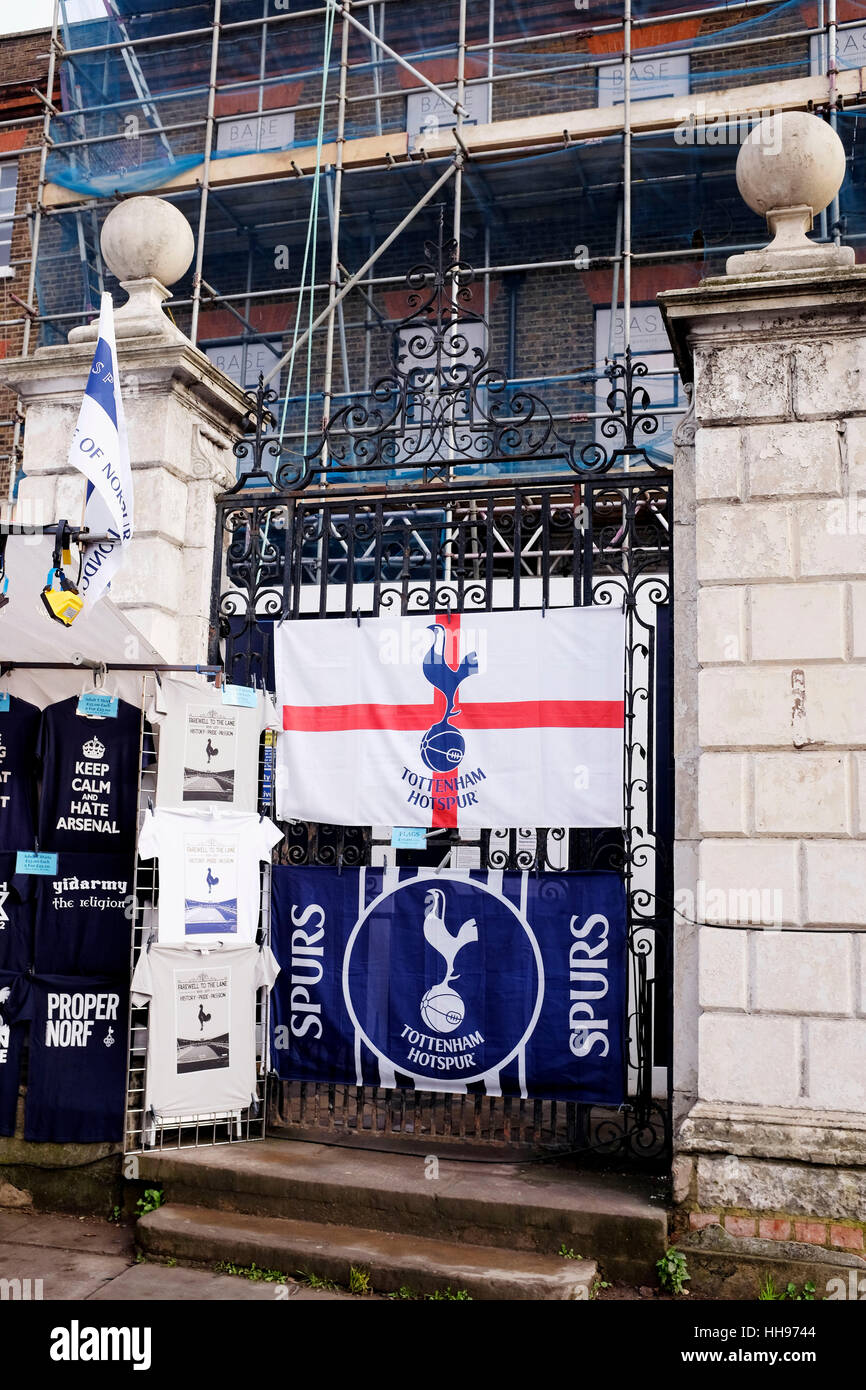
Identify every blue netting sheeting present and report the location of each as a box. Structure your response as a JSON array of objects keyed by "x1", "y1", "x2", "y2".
[
  {"x1": 46, "y1": 132, "x2": 341, "y2": 198},
  {"x1": 47, "y1": 150, "x2": 198, "y2": 198},
  {"x1": 836, "y1": 111, "x2": 866, "y2": 244},
  {"x1": 630, "y1": 130, "x2": 762, "y2": 260},
  {"x1": 46, "y1": 0, "x2": 840, "y2": 201}
]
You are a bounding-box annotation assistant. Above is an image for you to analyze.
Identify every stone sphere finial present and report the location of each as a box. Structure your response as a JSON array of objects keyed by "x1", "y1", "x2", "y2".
[
  {"x1": 100, "y1": 196, "x2": 194, "y2": 286},
  {"x1": 736, "y1": 111, "x2": 846, "y2": 220},
  {"x1": 727, "y1": 112, "x2": 853, "y2": 275},
  {"x1": 68, "y1": 196, "x2": 195, "y2": 344}
]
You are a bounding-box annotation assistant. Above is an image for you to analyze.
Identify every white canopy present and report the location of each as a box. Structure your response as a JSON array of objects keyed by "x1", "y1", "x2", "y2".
[{"x1": 0, "y1": 535, "x2": 165, "y2": 708}]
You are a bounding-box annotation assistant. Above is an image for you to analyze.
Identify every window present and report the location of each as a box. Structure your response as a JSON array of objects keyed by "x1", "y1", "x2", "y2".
[{"x1": 0, "y1": 163, "x2": 18, "y2": 272}]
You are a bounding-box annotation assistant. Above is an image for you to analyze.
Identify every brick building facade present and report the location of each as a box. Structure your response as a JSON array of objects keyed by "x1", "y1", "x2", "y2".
[{"x1": 0, "y1": 26, "x2": 51, "y2": 497}]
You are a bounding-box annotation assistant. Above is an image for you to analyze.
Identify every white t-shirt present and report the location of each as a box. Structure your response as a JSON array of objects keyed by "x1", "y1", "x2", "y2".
[
  {"x1": 131, "y1": 940, "x2": 279, "y2": 1119},
  {"x1": 138, "y1": 808, "x2": 283, "y2": 944},
  {"x1": 148, "y1": 677, "x2": 280, "y2": 813}
]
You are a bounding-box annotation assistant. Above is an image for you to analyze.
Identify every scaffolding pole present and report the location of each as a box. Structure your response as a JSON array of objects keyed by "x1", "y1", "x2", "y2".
[
  {"x1": 262, "y1": 158, "x2": 458, "y2": 388},
  {"x1": 189, "y1": 0, "x2": 222, "y2": 346},
  {"x1": 9, "y1": 0, "x2": 61, "y2": 502},
  {"x1": 828, "y1": 0, "x2": 841, "y2": 246},
  {"x1": 445, "y1": 0, "x2": 468, "y2": 560},
  {"x1": 368, "y1": 2, "x2": 384, "y2": 136},
  {"x1": 328, "y1": 0, "x2": 466, "y2": 116},
  {"x1": 623, "y1": 0, "x2": 632, "y2": 357},
  {"x1": 321, "y1": 3, "x2": 351, "y2": 448}
]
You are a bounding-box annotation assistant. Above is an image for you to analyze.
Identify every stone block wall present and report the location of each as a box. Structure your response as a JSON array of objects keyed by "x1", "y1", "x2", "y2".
[
  {"x1": 691, "y1": 288, "x2": 866, "y2": 1116},
  {"x1": 663, "y1": 270, "x2": 866, "y2": 1180}
]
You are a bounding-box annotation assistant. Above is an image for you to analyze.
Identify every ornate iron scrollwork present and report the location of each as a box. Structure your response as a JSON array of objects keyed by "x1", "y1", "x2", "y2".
[
  {"x1": 224, "y1": 216, "x2": 668, "y2": 495},
  {"x1": 213, "y1": 221, "x2": 674, "y2": 1171}
]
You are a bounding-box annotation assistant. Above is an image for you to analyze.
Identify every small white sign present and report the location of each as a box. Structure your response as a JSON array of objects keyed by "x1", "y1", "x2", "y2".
[
  {"x1": 407, "y1": 82, "x2": 492, "y2": 147},
  {"x1": 810, "y1": 26, "x2": 866, "y2": 73},
  {"x1": 596, "y1": 305, "x2": 672, "y2": 358},
  {"x1": 216, "y1": 111, "x2": 295, "y2": 154},
  {"x1": 391, "y1": 826, "x2": 428, "y2": 849},
  {"x1": 597, "y1": 55, "x2": 690, "y2": 107},
  {"x1": 594, "y1": 305, "x2": 682, "y2": 460},
  {"x1": 204, "y1": 341, "x2": 281, "y2": 390}
]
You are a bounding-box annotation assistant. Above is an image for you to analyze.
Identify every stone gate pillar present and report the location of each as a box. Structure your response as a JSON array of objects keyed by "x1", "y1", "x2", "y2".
[
  {"x1": 660, "y1": 113, "x2": 866, "y2": 1284},
  {"x1": 0, "y1": 196, "x2": 249, "y2": 662}
]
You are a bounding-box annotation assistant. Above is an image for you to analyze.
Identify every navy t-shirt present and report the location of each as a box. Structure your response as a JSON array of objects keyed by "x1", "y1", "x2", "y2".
[
  {"x1": 0, "y1": 695, "x2": 41, "y2": 852},
  {"x1": 0, "y1": 973, "x2": 128, "y2": 1143},
  {"x1": 0, "y1": 853, "x2": 33, "y2": 973},
  {"x1": 0, "y1": 970, "x2": 24, "y2": 1138},
  {"x1": 38, "y1": 697, "x2": 142, "y2": 854},
  {"x1": 34, "y1": 852, "x2": 133, "y2": 977}
]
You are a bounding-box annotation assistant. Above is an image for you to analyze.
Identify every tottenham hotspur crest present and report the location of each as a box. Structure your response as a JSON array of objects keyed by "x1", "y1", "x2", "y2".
[
  {"x1": 419, "y1": 623, "x2": 478, "y2": 774},
  {"x1": 342, "y1": 874, "x2": 544, "y2": 1090},
  {"x1": 419, "y1": 888, "x2": 478, "y2": 1033}
]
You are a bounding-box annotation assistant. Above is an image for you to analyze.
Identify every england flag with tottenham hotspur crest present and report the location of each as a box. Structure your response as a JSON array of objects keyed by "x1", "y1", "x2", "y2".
[{"x1": 274, "y1": 606, "x2": 626, "y2": 830}]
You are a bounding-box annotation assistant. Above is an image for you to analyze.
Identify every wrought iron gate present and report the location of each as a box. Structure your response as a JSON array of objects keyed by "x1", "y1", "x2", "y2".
[{"x1": 209, "y1": 227, "x2": 674, "y2": 1170}]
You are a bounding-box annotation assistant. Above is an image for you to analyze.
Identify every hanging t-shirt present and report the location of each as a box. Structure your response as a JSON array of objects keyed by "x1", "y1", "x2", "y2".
[
  {"x1": 147, "y1": 678, "x2": 279, "y2": 812},
  {"x1": 0, "y1": 971, "x2": 25, "y2": 1138},
  {"x1": 0, "y1": 695, "x2": 41, "y2": 852},
  {"x1": 38, "y1": 696, "x2": 142, "y2": 854},
  {"x1": 131, "y1": 941, "x2": 278, "y2": 1120},
  {"x1": 0, "y1": 854, "x2": 33, "y2": 973},
  {"x1": 0, "y1": 973, "x2": 128, "y2": 1143},
  {"x1": 138, "y1": 808, "x2": 282, "y2": 944},
  {"x1": 34, "y1": 852, "x2": 134, "y2": 977}
]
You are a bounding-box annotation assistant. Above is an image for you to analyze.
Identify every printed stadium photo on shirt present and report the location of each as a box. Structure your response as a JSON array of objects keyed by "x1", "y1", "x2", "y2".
[
  {"x1": 182, "y1": 835, "x2": 239, "y2": 934},
  {"x1": 175, "y1": 968, "x2": 230, "y2": 1074},
  {"x1": 181, "y1": 706, "x2": 238, "y2": 801}
]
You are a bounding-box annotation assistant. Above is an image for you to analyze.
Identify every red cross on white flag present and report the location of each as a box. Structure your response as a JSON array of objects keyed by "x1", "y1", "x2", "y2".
[{"x1": 274, "y1": 606, "x2": 626, "y2": 830}]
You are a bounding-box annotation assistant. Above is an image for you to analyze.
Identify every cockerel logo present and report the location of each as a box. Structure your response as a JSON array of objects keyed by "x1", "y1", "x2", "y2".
[
  {"x1": 419, "y1": 623, "x2": 478, "y2": 773},
  {"x1": 419, "y1": 888, "x2": 478, "y2": 1035}
]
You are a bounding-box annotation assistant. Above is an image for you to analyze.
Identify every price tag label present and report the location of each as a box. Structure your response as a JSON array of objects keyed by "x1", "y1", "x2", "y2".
[
  {"x1": 0, "y1": 693, "x2": 9, "y2": 712},
  {"x1": 390, "y1": 826, "x2": 427, "y2": 849},
  {"x1": 16, "y1": 851, "x2": 58, "y2": 876},
  {"x1": 222, "y1": 684, "x2": 257, "y2": 708},
  {"x1": 77, "y1": 692, "x2": 118, "y2": 718}
]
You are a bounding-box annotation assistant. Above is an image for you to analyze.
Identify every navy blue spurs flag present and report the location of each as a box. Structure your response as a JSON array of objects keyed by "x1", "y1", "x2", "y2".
[{"x1": 270, "y1": 867, "x2": 628, "y2": 1105}]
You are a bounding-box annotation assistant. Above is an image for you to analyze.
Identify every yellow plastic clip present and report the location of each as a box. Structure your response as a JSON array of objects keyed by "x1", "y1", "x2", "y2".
[{"x1": 41, "y1": 568, "x2": 83, "y2": 627}]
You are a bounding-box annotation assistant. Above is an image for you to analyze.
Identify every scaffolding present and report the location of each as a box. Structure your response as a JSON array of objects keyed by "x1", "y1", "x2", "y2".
[{"x1": 8, "y1": 0, "x2": 866, "y2": 492}]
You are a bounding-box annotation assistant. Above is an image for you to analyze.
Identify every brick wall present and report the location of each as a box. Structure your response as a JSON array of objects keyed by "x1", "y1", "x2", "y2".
[
  {"x1": 0, "y1": 28, "x2": 51, "y2": 496},
  {"x1": 16, "y1": 4, "x2": 839, "y2": 473}
]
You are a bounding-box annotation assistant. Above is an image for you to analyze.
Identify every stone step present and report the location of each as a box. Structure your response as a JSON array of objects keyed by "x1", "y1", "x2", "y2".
[
  {"x1": 135, "y1": 1139, "x2": 667, "y2": 1283},
  {"x1": 683, "y1": 1223, "x2": 866, "y2": 1301},
  {"x1": 138, "y1": 1203, "x2": 598, "y2": 1301}
]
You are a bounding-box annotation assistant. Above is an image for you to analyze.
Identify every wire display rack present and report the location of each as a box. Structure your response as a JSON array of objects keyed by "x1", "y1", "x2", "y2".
[{"x1": 123, "y1": 673, "x2": 274, "y2": 1155}]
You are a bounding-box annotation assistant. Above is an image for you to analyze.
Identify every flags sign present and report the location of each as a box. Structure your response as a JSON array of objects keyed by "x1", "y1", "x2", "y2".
[
  {"x1": 274, "y1": 606, "x2": 626, "y2": 829},
  {"x1": 270, "y1": 865, "x2": 628, "y2": 1105},
  {"x1": 68, "y1": 293, "x2": 133, "y2": 603}
]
